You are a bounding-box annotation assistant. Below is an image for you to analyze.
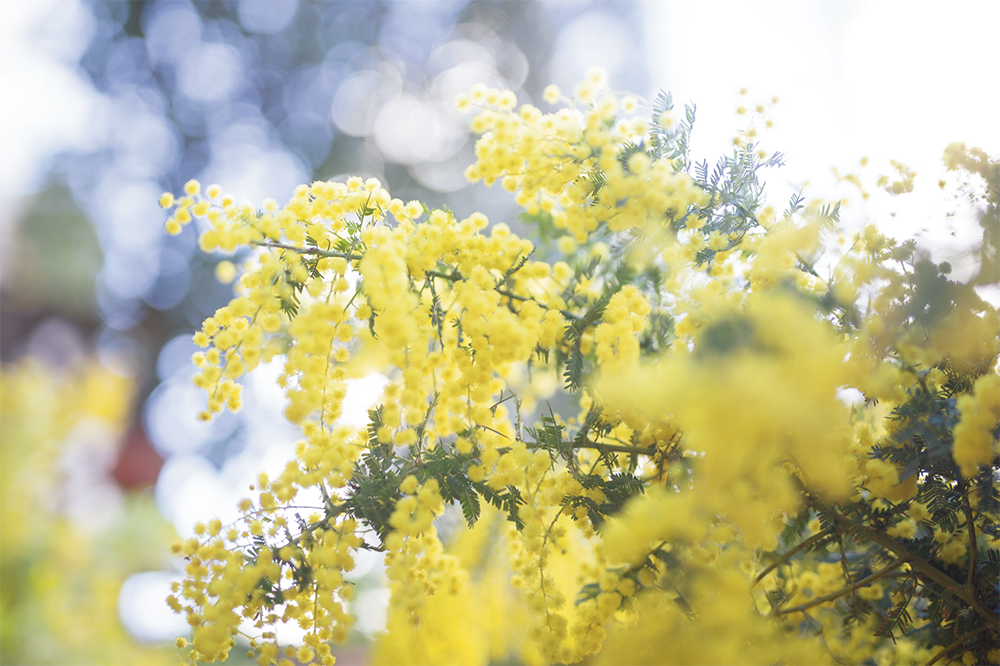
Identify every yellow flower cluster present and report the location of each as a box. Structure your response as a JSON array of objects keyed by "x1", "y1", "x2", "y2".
[
  {"x1": 878, "y1": 159, "x2": 917, "y2": 194},
  {"x1": 593, "y1": 285, "x2": 650, "y2": 371},
  {"x1": 603, "y1": 291, "x2": 855, "y2": 551},
  {"x1": 159, "y1": 144, "x2": 635, "y2": 664},
  {"x1": 844, "y1": 423, "x2": 921, "y2": 503},
  {"x1": 500, "y1": 467, "x2": 629, "y2": 664},
  {"x1": 161, "y1": 73, "x2": 999, "y2": 665},
  {"x1": 458, "y1": 70, "x2": 707, "y2": 244},
  {"x1": 167, "y1": 478, "x2": 363, "y2": 664},
  {"x1": 953, "y1": 372, "x2": 1000, "y2": 477},
  {"x1": 373, "y1": 507, "x2": 539, "y2": 665}
]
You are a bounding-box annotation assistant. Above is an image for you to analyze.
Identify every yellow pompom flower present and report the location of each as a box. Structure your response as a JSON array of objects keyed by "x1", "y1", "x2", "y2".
[
  {"x1": 543, "y1": 84, "x2": 561, "y2": 105},
  {"x1": 214, "y1": 261, "x2": 237, "y2": 284}
]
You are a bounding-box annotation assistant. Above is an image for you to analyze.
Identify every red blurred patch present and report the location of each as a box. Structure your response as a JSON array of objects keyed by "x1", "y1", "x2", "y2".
[{"x1": 111, "y1": 421, "x2": 164, "y2": 490}]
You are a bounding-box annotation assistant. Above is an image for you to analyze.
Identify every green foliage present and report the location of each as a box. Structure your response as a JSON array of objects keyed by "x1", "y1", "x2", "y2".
[
  {"x1": 558, "y1": 285, "x2": 621, "y2": 393},
  {"x1": 686, "y1": 144, "x2": 782, "y2": 265},
  {"x1": 346, "y1": 407, "x2": 401, "y2": 542},
  {"x1": 648, "y1": 91, "x2": 696, "y2": 170}
]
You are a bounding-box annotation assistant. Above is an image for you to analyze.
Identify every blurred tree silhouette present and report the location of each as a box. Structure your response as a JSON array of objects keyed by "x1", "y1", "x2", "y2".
[{"x1": 0, "y1": 184, "x2": 103, "y2": 354}]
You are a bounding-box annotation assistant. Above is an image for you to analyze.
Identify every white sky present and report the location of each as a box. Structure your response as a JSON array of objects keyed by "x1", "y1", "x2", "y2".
[
  {"x1": 645, "y1": 0, "x2": 999, "y2": 177},
  {"x1": 642, "y1": 0, "x2": 998, "y2": 277}
]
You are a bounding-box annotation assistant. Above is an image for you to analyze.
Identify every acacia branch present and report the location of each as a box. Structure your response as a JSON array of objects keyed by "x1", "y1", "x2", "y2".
[
  {"x1": 822, "y1": 504, "x2": 998, "y2": 626},
  {"x1": 923, "y1": 624, "x2": 991, "y2": 666},
  {"x1": 754, "y1": 529, "x2": 831, "y2": 585},
  {"x1": 775, "y1": 557, "x2": 905, "y2": 616},
  {"x1": 520, "y1": 438, "x2": 656, "y2": 458},
  {"x1": 255, "y1": 240, "x2": 362, "y2": 261},
  {"x1": 255, "y1": 241, "x2": 581, "y2": 318},
  {"x1": 578, "y1": 438, "x2": 657, "y2": 457},
  {"x1": 960, "y1": 484, "x2": 978, "y2": 591}
]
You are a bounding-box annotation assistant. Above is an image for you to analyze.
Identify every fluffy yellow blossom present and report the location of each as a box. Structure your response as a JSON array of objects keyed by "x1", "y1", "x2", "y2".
[
  {"x1": 953, "y1": 372, "x2": 1000, "y2": 477},
  {"x1": 542, "y1": 84, "x2": 561, "y2": 105}
]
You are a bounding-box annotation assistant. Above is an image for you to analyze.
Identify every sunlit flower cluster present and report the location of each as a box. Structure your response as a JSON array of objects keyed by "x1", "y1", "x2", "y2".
[
  {"x1": 160, "y1": 74, "x2": 999, "y2": 665},
  {"x1": 458, "y1": 71, "x2": 708, "y2": 244}
]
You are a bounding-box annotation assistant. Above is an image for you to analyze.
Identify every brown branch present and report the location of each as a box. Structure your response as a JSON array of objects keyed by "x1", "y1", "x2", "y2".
[
  {"x1": 523, "y1": 439, "x2": 656, "y2": 457},
  {"x1": 822, "y1": 505, "x2": 998, "y2": 626},
  {"x1": 775, "y1": 557, "x2": 905, "y2": 616},
  {"x1": 579, "y1": 438, "x2": 657, "y2": 457},
  {"x1": 497, "y1": 287, "x2": 529, "y2": 302},
  {"x1": 960, "y1": 484, "x2": 978, "y2": 591},
  {"x1": 923, "y1": 624, "x2": 991, "y2": 666},
  {"x1": 254, "y1": 240, "x2": 362, "y2": 261},
  {"x1": 474, "y1": 423, "x2": 512, "y2": 440},
  {"x1": 754, "y1": 529, "x2": 831, "y2": 585},
  {"x1": 426, "y1": 268, "x2": 462, "y2": 281}
]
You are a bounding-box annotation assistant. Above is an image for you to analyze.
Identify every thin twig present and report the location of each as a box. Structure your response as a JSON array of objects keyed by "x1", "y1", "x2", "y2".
[{"x1": 254, "y1": 240, "x2": 362, "y2": 261}]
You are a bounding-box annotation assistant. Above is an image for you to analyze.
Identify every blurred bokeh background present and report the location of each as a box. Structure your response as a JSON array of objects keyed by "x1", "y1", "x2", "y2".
[{"x1": 1, "y1": 0, "x2": 995, "y2": 663}]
